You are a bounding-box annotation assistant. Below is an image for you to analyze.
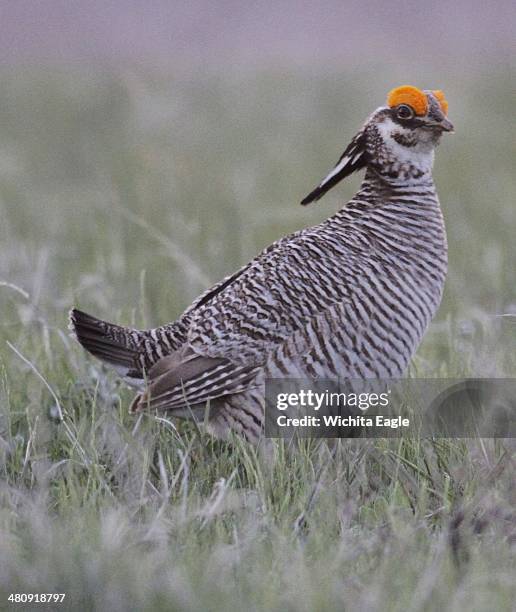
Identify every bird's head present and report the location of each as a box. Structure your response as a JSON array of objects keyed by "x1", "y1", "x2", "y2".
[
  {"x1": 372, "y1": 85, "x2": 453, "y2": 155},
  {"x1": 301, "y1": 85, "x2": 453, "y2": 205}
]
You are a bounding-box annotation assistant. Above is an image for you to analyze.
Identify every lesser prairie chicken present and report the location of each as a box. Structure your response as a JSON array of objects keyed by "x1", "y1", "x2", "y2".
[{"x1": 70, "y1": 85, "x2": 453, "y2": 442}]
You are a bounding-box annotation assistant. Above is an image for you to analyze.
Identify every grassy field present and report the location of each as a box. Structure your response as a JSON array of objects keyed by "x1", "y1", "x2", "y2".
[{"x1": 0, "y1": 66, "x2": 515, "y2": 611}]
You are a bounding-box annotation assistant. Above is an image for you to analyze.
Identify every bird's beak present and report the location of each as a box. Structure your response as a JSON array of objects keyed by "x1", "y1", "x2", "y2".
[
  {"x1": 438, "y1": 117, "x2": 455, "y2": 133},
  {"x1": 425, "y1": 117, "x2": 455, "y2": 133}
]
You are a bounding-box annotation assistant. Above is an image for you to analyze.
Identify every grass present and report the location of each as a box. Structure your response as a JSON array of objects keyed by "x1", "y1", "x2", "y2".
[{"x1": 0, "y1": 65, "x2": 515, "y2": 610}]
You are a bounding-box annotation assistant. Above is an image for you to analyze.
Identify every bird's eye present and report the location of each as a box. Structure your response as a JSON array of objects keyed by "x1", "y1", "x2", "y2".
[{"x1": 396, "y1": 104, "x2": 414, "y2": 119}]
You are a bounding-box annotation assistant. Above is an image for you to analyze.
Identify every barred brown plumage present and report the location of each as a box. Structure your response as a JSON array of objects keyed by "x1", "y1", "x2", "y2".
[{"x1": 70, "y1": 85, "x2": 453, "y2": 443}]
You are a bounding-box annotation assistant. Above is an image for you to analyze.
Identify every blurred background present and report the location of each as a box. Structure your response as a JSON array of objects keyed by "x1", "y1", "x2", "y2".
[{"x1": 0, "y1": 0, "x2": 514, "y2": 374}]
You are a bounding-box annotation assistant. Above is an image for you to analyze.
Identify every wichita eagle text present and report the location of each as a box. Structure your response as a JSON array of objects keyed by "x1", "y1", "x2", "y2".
[{"x1": 276, "y1": 415, "x2": 410, "y2": 429}]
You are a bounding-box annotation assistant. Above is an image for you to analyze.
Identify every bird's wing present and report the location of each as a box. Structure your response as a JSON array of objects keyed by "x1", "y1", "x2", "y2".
[
  {"x1": 130, "y1": 347, "x2": 261, "y2": 413},
  {"x1": 131, "y1": 297, "x2": 362, "y2": 414}
]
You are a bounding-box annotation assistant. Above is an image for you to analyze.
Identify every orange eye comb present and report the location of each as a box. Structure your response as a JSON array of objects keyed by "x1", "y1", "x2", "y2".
[
  {"x1": 432, "y1": 90, "x2": 449, "y2": 115},
  {"x1": 387, "y1": 85, "x2": 428, "y2": 116}
]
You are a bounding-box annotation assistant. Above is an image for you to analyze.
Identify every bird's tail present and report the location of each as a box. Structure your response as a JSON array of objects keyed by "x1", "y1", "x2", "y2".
[{"x1": 69, "y1": 308, "x2": 144, "y2": 378}]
